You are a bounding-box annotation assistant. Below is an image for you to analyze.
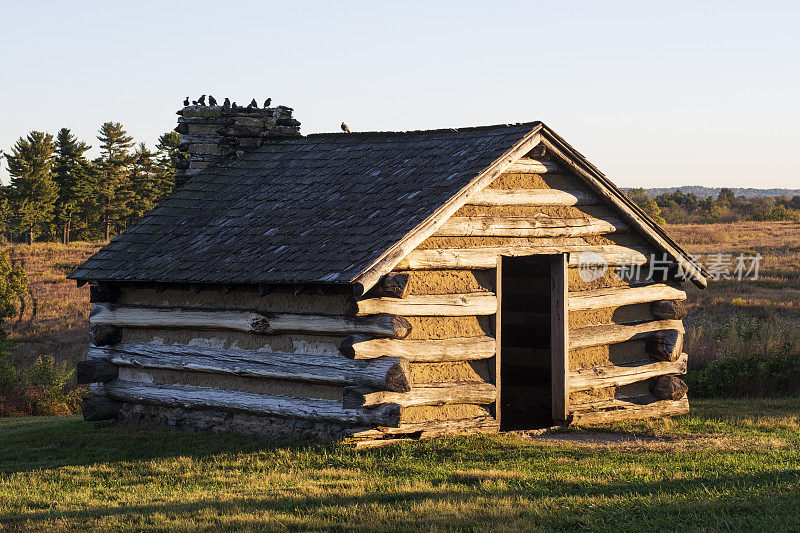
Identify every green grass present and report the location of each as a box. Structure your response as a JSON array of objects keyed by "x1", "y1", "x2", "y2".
[{"x1": 1, "y1": 399, "x2": 799, "y2": 531}]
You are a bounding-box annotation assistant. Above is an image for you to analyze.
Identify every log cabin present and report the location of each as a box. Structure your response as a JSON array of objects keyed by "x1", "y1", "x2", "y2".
[{"x1": 69, "y1": 101, "x2": 709, "y2": 443}]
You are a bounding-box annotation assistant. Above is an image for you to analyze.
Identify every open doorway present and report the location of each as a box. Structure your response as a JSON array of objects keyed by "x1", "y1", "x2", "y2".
[{"x1": 497, "y1": 254, "x2": 567, "y2": 430}]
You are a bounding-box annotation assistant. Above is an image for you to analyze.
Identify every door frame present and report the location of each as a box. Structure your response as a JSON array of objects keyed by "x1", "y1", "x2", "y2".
[{"x1": 495, "y1": 253, "x2": 570, "y2": 427}]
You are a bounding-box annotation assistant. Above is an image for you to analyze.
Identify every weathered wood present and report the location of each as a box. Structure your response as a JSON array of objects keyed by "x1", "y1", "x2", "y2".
[
  {"x1": 76, "y1": 360, "x2": 119, "y2": 384},
  {"x1": 569, "y1": 353, "x2": 688, "y2": 392},
  {"x1": 91, "y1": 380, "x2": 400, "y2": 426},
  {"x1": 650, "y1": 299, "x2": 688, "y2": 320},
  {"x1": 350, "y1": 132, "x2": 544, "y2": 296},
  {"x1": 495, "y1": 256, "x2": 503, "y2": 425},
  {"x1": 649, "y1": 375, "x2": 688, "y2": 400},
  {"x1": 396, "y1": 244, "x2": 649, "y2": 270},
  {"x1": 569, "y1": 320, "x2": 684, "y2": 350},
  {"x1": 551, "y1": 254, "x2": 569, "y2": 421},
  {"x1": 89, "y1": 304, "x2": 412, "y2": 339},
  {"x1": 89, "y1": 325, "x2": 123, "y2": 346},
  {"x1": 646, "y1": 329, "x2": 684, "y2": 362},
  {"x1": 340, "y1": 335, "x2": 495, "y2": 362},
  {"x1": 570, "y1": 397, "x2": 689, "y2": 424},
  {"x1": 569, "y1": 284, "x2": 686, "y2": 311},
  {"x1": 89, "y1": 283, "x2": 121, "y2": 303},
  {"x1": 343, "y1": 381, "x2": 497, "y2": 409},
  {"x1": 469, "y1": 188, "x2": 600, "y2": 207},
  {"x1": 435, "y1": 215, "x2": 627, "y2": 238},
  {"x1": 505, "y1": 158, "x2": 562, "y2": 173},
  {"x1": 82, "y1": 396, "x2": 121, "y2": 421},
  {"x1": 570, "y1": 393, "x2": 657, "y2": 412},
  {"x1": 355, "y1": 292, "x2": 497, "y2": 317},
  {"x1": 349, "y1": 415, "x2": 499, "y2": 438},
  {"x1": 88, "y1": 343, "x2": 412, "y2": 392},
  {"x1": 364, "y1": 273, "x2": 411, "y2": 299}
]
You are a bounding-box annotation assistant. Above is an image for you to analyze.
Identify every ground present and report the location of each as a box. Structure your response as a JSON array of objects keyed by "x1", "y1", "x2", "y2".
[{"x1": 1, "y1": 398, "x2": 799, "y2": 531}]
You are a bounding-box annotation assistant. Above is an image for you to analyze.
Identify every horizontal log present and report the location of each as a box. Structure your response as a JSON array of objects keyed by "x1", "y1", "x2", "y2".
[
  {"x1": 469, "y1": 188, "x2": 601, "y2": 207},
  {"x1": 88, "y1": 342, "x2": 412, "y2": 392},
  {"x1": 355, "y1": 292, "x2": 497, "y2": 317},
  {"x1": 650, "y1": 299, "x2": 688, "y2": 320},
  {"x1": 92, "y1": 380, "x2": 400, "y2": 426},
  {"x1": 348, "y1": 415, "x2": 499, "y2": 438},
  {"x1": 645, "y1": 329, "x2": 684, "y2": 362},
  {"x1": 89, "y1": 325, "x2": 123, "y2": 346},
  {"x1": 505, "y1": 158, "x2": 562, "y2": 173},
  {"x1": 89, "y1": 304, "x2": 412, "y2": 339},
  {"x1": 435, "y1": 216, "x2": 627, "y2": 238},
  {"x1": 82, "y1": 396, "x2": 121, "y2": 421},
  {"x1": 568, "y1": 284, "x2": 686, "y2": 312},
  {"x1": 396, "y1": 244, "x2": 648, "y2": 270},
  {"x1": 650, "y1": 375, "x2": 688, "y2": 400},
  {"x1": 76, "y1": 360, "x2": 119, "y2": 384},
  {"x1": 570, "y1": 397, "x2": 688, "y2": 425},
  {"x1": 364, "y1": 273, "x2": 411, "y2": 299},
  {"x1": 343, "y1": 381, "x2": 497, "y2": 409},
  {"x1": 569, "y1": 320, "x2": 684, "y2": 350},
  {"x1": 570, "y1": 393, "x2": 658, "y2": 412},
  {"x1": 340, "y1": 335, "x2": 496, "y2": 362},
  {"x1": 569, "y1": 353, "x2": 687, "y2": 392},
  {"x1": 89, "y1": 283, "x2": 121, "y2": 303}
]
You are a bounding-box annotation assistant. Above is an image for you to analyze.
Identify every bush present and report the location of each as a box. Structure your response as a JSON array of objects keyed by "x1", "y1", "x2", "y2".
[{"x1": 686, "y1": 341, "x2": 800, "y2": 398}]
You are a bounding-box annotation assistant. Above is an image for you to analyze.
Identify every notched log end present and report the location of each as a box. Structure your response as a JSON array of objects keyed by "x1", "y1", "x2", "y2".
[
  {"x1": 250, "y1": 315, "x2": 274, "y2": 334},
  {"x1": 366, "y1": 273, "x2": 411, "y2": 299},
  {"x1": 649, "y1": 375, "x2": 688, "y2": 401},
  {"x1": 646, "y1": 329, "x2": 683, "y2": 362},
  {"x1": 390, "y1": 315, "x2": 412, "y2": 340},
  {"x1": 89, "y1": 283, "x2": 122, "y2": 303},
  {"x1": 82, "y1": 396, "x2": 121, "y2": 421},
  {"x1": 89, "y1": 325, "x2": 123, "y2": 347},
  {"x1": 385, "y1": 358, "x2": 412, "y2": 392},
  {"x1": 76, "y1": 360, "x2": 119, "y2": 384},
  {"x1": 651, "y1": 299, "x2": 688, "y2": 320},
  {"x1": 339, "y1": 335, "x2": 359, "y2": 359}
]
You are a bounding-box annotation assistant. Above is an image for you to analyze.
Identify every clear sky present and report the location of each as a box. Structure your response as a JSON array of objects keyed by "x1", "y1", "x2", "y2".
[{"x1": 2, "y1": 0, "x2": 798, "y2": 188}]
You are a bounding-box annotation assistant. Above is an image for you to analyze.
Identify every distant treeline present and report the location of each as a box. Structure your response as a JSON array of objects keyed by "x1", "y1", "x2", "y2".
[
  {"x1": 1, "y1": 124, "x2": 182, "y2": 244},
  {"x1": 626, "y1": 186, "x2": 800, "y2": 199},
  {"x1": 627, "y1": 188, "x2": 800, "y2": 225}
]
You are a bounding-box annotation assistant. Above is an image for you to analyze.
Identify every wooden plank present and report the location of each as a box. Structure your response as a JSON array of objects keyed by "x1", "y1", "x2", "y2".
[
  {"x1": 340, "y1": 335, "x2": 495, "y2": 362},
  {"x1": 355, "y1": 292, "x2": 497, "y2": 317},
  {"x1": 569, "y1": 320, "x2": 684, "y2": 350},
  {"x1": 350, "y1": 132, "x2": 545, "y2": 295},
  {"x1": 396, "y1": 244, "x2": 649, "y2": 270},
  {"x1": 88, "y1": 343, "x2": 412, "y2": 392},
  {"x1": 551, "y1": 254, "x2": 569, "y2": 421},
  {"x1": 469, "y1": 188, "x2": 600, "y2": 207},
  {"x1": 570, "y1": 397, "x2": 689, "y2": 425},
  {"x1": 91, "y1": 380, "x2": 401, "y2": 426},
  {"x1": 650, "y1": 299, "x2": 688, "y2": 320},
  {"x1": 569, "y1": 353, "x2": 688, "y2": 392},
  {"x1": 568, "y1": 284, "x2": 686, "y2": 312},
  {"x1": 505, "y1": 159, "x2": 562, "y2": 173},
  {"x1": 89, "y1": 304, "x2": 412, "y2": 339},
  {"x1": 343, "y1": 381, "x2": 497, "y2": 408},
  {"x1": 348, "y1": 415, "x2": 499, "y2": 438},
  {"x1": 570, "y1": 393, "x2": 657, "y2": 412},
  {"x1": 435, "y1": 215, "x2": 627, "y2": 238}
]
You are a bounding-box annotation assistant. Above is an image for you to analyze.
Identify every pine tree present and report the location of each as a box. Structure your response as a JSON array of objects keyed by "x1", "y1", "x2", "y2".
[
  {"x1": 154, "y1": 131, "x2": 182, "y2": 200},
  {"x1": 95, "y1": 122, "x2": 134, "y2": 241},
  {"x1": 52, "y1": 128, "x2": 92, "y2": 244},
  {"x1": 128, "y1": 142, "x2": 159, "y2": 222},
  {"x1": 5, "y1": 131, "x2": 59, "y2": 244}
]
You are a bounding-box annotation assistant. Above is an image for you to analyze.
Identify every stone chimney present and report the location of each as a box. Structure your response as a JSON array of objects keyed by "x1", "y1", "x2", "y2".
[{"x1": 173, "y1": 101, "x2": 301, "y2": 187}]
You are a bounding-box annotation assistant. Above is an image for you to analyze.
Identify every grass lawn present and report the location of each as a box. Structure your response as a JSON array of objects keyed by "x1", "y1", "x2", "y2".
[{"x1": 1, "y1": 399, "x2": 799, "y2": 531}]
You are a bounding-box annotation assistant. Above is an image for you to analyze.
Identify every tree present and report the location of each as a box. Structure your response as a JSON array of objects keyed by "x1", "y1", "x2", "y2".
[
  {"x1": 95, "y1": 122, "x2": 134, "y2": 241},
  {"x1": 52, "y1": 128, "x2": 92, "y2": 244},
  {"x1": 627, "y1": 188, "x2": 666, "y2": 225},
  {"x1": 127, "y1": 143, "x2": 160, "y2": 222},
  {"x1": 154, "y1": 131, "x2": 181, "y2": 199},
  {"x1": 0, "y1": 252, "x2": 27, "y2": 336},
  {"x1": 5, "y1": 131, "x2": 59, "y2": 244}
]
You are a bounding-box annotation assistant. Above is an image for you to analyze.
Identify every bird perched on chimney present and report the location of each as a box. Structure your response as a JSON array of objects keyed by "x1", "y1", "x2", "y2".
[
  {"x1": 183, "y1": 96, "x2": 190, "y2": 106},
  {"x1": 232, "y1": 102, "x2": 239, "y2": 111},
  {"x1": 341, "y1": 122, "x2": 351, "y2": 133},
  {"x1": 263, "y1": 98, "x2": 271, "y2": 108},
  {"x1": 223, "y1": 98, "x2": 231, "y2": 110},
  {"x1": 247, "y1": 98, "x2": 258, "y2": 109},
  {"x1": 198, "y1": 95, "x2": 206, "y2": 106},
  {"x1": 208, "y1": 95, "x2": 217, "y2": 106}
]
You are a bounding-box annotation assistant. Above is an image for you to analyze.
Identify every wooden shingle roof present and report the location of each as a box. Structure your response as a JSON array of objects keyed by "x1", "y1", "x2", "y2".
[{"x1": 70, "y1": 121, "x2": 709, "y2": 291}]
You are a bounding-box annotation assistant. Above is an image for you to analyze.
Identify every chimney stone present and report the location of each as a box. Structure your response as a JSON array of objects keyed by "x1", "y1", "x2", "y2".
[{"x1": 173, "y1": 103, "x2": 301, "y2": 187}]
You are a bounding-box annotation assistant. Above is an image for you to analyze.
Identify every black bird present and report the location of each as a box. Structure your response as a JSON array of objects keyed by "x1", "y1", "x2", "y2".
[
  {"x1": 183, "y1": 96, "x2": 190, "y2": 106},
  {"x1": 232, "y1": 102, "x2": 238, "y2": 111},
  {"x1": 341, "y1": 122, "x2": 351, "y2": 133},
  {"x1": 223, "y1": 98, "x2": 231, "y2": 109},
  {"x1": 192, "y1": 99, "x2": 198, "y2": 105},
  {"x1": 248, "y1": 98, "x2": 258, "y2": 109},
  {"x1": 208, "y1": 95, "x2": 217, "y2": 106},
  {"x1": 263, "y1": 97, "x2": 271, "y2": 108},
  {"x1": 198, "y1": 95, "x2": 206, "y2": 106}
]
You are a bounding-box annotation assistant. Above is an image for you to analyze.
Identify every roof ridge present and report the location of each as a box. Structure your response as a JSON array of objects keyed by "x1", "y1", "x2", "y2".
[{"x1": 296, "y1": 121, "x2": 542, "y2": 139}]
